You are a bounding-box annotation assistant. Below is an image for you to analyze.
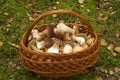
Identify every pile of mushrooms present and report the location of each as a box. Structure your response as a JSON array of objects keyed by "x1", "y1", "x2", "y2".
[{"x1": 27, "y1": 22, "x2": 94, "y2": 54}]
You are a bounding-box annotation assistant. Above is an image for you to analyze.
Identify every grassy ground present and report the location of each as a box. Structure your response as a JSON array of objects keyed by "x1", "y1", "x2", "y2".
[{"x1": 0, "y1": 0, "x2": 120, "y2": 80}]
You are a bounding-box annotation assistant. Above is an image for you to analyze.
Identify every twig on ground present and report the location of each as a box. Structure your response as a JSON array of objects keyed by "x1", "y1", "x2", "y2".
[{"x1": 7, "y1": 42, "x2": 20, "y2": 48}]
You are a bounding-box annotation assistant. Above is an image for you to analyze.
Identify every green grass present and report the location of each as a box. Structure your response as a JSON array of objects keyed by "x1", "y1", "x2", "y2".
[{"x1": 0, "y1": 0, "x2": 120, "y2": 80}]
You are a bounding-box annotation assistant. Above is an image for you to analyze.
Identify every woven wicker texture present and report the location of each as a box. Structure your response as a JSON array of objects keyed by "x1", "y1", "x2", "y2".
[{"x1": 18, "y1": 10, "x2": 100, "y2": 78}]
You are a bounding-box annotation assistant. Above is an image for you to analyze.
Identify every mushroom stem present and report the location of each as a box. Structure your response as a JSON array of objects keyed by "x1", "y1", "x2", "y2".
[
  {"x1": 63, "y1": 44, "x2": 72, "y2": 54},
  {"x1": 72, "y1": 36, "x2": 85, "y2": 45},
  {"x1": 31, "y1": 44, "x2": 43, "y2": 53},
  {"x1": 47, "y1": 42, "x2": 59, "y2": 53},
  {"x1": 56, "y1": 23, "x2": 73, "y2": 33}
]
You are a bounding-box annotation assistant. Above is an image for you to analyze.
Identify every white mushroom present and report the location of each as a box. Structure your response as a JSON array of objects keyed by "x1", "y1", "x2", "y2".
[
  {"x1": 73, "y1": 25, "x2": 79, "y2": 35},
  {"x1": 86, "y1": 38, "x2": 94, "y2": 46},
  {"x1": 36, "y1": 41, "x2": 45, "y2": 49},
  {"x1": 31, "y1": 28, "x2": 51, "y2": 40},
  {"x1": 63, "y1": 44, "x2": 72, "y2": 54},
  {"x1": 31, "y1": 29, "x2": 39, "y2": 33},
  {"x1": 73, "y1": 36, "x2": 85, "y2": 45},
  {"x1": 56, "y1": 23, "x2": 73, "y2": 33},
  {"x1": 73, "y1": 45, "x2": 83, "y2": 53},
  {"x1": 81, "y1": 43, "x2": 88, "y2": 49},
  {"x1": 31, "y1": 29, "x2": 42, "y2": 40},
  {"x1": 47, "y1": 42, "x2": 59, "y2": 53},
  {"x1": 32, "y1": 32, "x2": 42, "y2": 40}
]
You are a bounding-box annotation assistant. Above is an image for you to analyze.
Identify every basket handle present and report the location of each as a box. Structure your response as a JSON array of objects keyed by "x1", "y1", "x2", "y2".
[{"x1": 27, "y1": 10, "x2": 93, "y2": 33}]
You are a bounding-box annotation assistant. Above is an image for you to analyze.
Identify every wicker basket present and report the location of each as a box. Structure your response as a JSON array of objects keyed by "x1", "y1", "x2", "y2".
[{"x1": 18, "y1": 10, "x2": 100, "y2": 78}]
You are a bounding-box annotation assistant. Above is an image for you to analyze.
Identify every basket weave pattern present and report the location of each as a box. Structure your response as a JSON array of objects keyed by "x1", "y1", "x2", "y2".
[{"x1": 18, "y1": 10, "x2": 100, "y2": 78}]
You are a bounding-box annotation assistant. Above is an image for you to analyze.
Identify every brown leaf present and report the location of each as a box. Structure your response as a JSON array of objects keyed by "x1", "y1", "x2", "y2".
[
  {"x1": 3, "y1": 12, "x2": 9, "y2": 15},
  {"x1": 16, "y1": 66, "x2": 21, "y2": 70},
  {"x1": 99, "y1": 67, "x2": 108, "y2": 73},
  {"x1": 9, "y1": 74, "x2": 14, "y2": 78},
  {"x1": 33, "y1": 11, "x2": 41, "y2": 17},
  {"x1": 111, "y1": 50, "x2": 118, "y2": 57},
  {"x1": 107, "y1": 44, "x2": 114, "y2": 51},
  {"x1": 100, "y1": 39, "x2": 107, "y2": 46},
  {"x1": 116, "y1": 32, "x2": 120, "y2": 38},
  {"x1": 96, "y1": 77, "x2": 103, "y2": 80},
  {"x1": 114, "y1": 46, "x2": 120, "y2": 53},
  {"x1": 25, "y1": 4, "x2": 33, "y2": 9},
  {"x1": 8, "y1": 18, "x2": 14, "y2": 23},
  {"x1": 0, "y1": 41, "x2": 3, "y2": 47},
  {"x1": 29, "y1": 16, "x2": 34, "y2": 21},
  {"x1": 78, "y1": 0, "x2": 85, "y2": 4},
  {"x1": 9, "y1": 34, "x2": 15, "y2": 38},
  {"x1": 56, "y1": 1, "x2": 60, "y2": 4},
  {"x1": 20, "y1": 25, "x2": 26, "y2": 29},
  {"x1": 109, "y1": 70, "x2": 114, "y2": 75},
  {"x1": 52, "y1": 14, "x2": 57, "y2": 17},
  {"x1": 52, "y1": 6, "x2": 57, "y2": 10},
  {"x1": 7, "y1": 24, "x2": 11, "y2": 27},
  {"x1": 8, "y1": 61, "x2": 17, "y2": 69},
  {"x1": 102, "y1": 16, "x2": 109, "y2": 21},
  {"x1": 80, "y1": 5, "x2": 84, "y2": 8},
  {"x1": 114, "y1": 67, "x2": 120, "y2": 73},
  {"x1": 86, "y1": 9, "x2": 90, "y2": 13},
  {"x1": 107, "y1": 38, "x2": 116, "y2": 44}
]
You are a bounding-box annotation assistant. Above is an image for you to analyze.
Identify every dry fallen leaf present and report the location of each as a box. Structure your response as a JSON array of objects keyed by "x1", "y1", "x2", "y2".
[
  {"x1": 8, "y1": 61, "x2": 17, "y2": 69},
  {"x1": 16, "y1": 66, "x2": 21, "y2": 70},
  {"x1": 114, "y1": 46, "x2": 120, "y2": 53},
  {"x1": 111, "y1": 50, "x2": 118, "y2": 57},
  {"x1": 114, "y1": 67, "x2": 120, "y2": 73},
  {"x1": 56, "y1": 1, "x2": 60, "y2": 4},
  {"x1": 107, "y1": 44, "x2": 114, "y2": 51},
  {"x1": 20, "y1": 25, "x2": 26, "y2": 29},
  {"x1": 3, "y1": 12, "x2": 9, "y2": 15},
  {"x1": 116, "y1": 32, "x2": 120, "y2": 38},
  {"x1": 0, "y1": 41, "x2": 3, "y2": 47},
  {"x1": 78, "y1": 0, "x2": 85, "y2": 4},
  {"x1": 99, "y1": 66, "x2": 108, "y2": 73},
  {"x1": 86, "y1": 9, "x2": 90, "y2": 12},
  {"x1": 102, "y1": 16, "x2": 109, "y2": 21},
  {"x1": 8, "y1": 18, "x2": 14, "y2": 23},
  {"x1": 80, "y1": 5, "x2": 84, "y2": 8},
  {"x1": 100, "y1": 39, "x2": 107, "y2": 46},
  {"x1": 109, "y1": 70, "x2": 114, "y2": 75},
  {"x1": 9, "y1": 34, "x2": 15, "y2": 38},
  {"x1": 52, "y1": 14, "x2": 57, "y2": 17},
  {"x1": 96, "y1": 77, "x2": 103, "y2": 80},
  {"x1": 107, "y1": 38, "x2": 116, "y2": 44},
  {"x1": 29, "y1": 16, "x2": 34, "y2": 21},
  {"x1": 25, "y1": 4, "x2": 33, "y2": 9},
  {"x1": 9, "y1": 74, "x2": 14, "y2": 78},
  {"x1": 7, "y1": 24, "x2": 11, "y2": 27},
  {"x1": 52, "y1": 6, "x2": 57, "y2": 10}
]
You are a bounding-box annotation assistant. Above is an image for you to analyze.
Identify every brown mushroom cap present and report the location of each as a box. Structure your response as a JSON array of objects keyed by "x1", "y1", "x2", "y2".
[
  {"x1": 47, "y1": 25, "x2": 54, "y2": 38},
  {"x1": 44, "y1": 38, "x2": 54, "y2": 48},
  {"x1": 54, "y1": 30, "x2": 65, "y2": 39}
]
